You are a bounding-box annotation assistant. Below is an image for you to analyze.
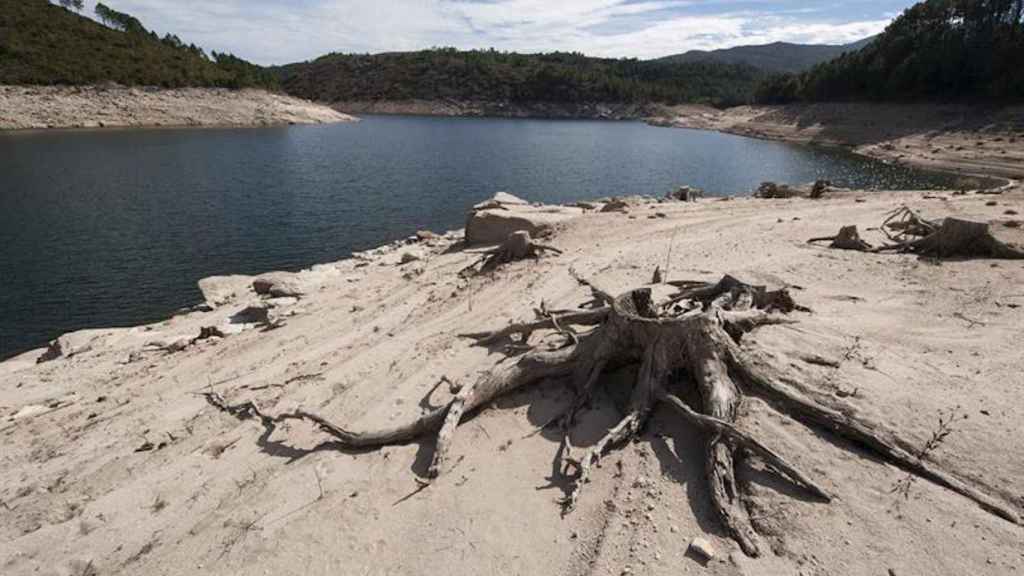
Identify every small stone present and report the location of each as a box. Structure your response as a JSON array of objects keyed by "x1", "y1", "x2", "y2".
[
  {"x1": 669, "y1": 525, "x2": 678, "y2": 534},
  {"x1": 688, "y1": 537, "x2": 716, "y2": 561},
  {"x1": 399, "y1": 252, "x2": 421, "y2": 264}
]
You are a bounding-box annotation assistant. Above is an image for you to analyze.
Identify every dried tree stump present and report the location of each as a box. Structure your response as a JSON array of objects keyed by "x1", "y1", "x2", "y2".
[{"x1": 206, "y1": 273, "x2": 1020, "y2": 557}]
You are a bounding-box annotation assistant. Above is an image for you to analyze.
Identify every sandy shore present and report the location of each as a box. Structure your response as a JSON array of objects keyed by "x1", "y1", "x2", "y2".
[
  {"x1": 2, "y1": 175, "x2": 1023, "y2": 574},
  {"x1": 654, "y1": 102, "x2": 1024, "y2": 181},
  {"x1": 0, "y1": 85, "x2": 356, "y2": 131}
]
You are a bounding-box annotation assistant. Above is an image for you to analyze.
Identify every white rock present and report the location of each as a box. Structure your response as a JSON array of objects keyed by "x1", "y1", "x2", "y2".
[
  {"x1": 36, "y1": 329, "x2": 126, "y2": 363},
  {"x1": 252, "y1": 272, "x2": 305, "y2": 298},
  {"x1": 197, "y1": 274, "x2": 252, "y2": 307},
  {"x1": 465, "y1": 200, "x2": 582, "y2": 245},
  {"x1": 688, "y1": 537, "x2": 716, "y2": 561}
]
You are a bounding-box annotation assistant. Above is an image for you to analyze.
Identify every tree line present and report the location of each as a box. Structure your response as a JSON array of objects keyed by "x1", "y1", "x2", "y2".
[
  {"x1": 0, "y1": 0, "x2": 279, "y2": 89},
  {"x1": 280, "y1": 48, "x2": 764, "y2": 108},
  {"x1": 755, "y1": 0, "x2": 1024, "y2": 103}
]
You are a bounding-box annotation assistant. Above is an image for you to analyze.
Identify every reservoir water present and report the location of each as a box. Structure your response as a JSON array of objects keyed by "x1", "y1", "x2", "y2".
[{"x1": 0, "y1": 115, "x2": 958, "y2": 359}]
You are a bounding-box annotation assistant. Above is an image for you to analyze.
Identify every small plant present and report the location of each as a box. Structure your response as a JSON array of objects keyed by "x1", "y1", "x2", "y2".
[{"x1": 890, "y1": 406, "x2": 968, "y2": 505}]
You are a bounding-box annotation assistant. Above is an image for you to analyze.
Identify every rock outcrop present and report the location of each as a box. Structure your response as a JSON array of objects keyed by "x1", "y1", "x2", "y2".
[
  {"x1": 465, "y1": 192, "x2": 583, "y2": 245},
  {"x1": 252, "y1": 272, "x2": 306, "y2": 298}
]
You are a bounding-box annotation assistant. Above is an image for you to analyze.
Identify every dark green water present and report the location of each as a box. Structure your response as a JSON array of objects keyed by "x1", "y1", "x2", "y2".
[{"x1": 0, "y1": 115, "x2": 958, "y2": 359}]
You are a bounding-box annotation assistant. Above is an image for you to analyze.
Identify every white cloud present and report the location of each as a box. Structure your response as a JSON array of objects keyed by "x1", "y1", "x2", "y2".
[{"x1": 74, "y1": 0, "x2": 896, "y2": 65}]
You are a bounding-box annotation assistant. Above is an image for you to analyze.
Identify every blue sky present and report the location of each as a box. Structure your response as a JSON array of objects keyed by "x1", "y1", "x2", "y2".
[{"x1": 74, "y1": 0, "x2": 919, "y2": 65}]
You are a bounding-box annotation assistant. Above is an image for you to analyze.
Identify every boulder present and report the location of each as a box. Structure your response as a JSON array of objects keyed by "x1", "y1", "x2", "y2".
[
  {"x1": 198, "y1": 274, "x2": 253, "y2": 307},
  {"x1": 465, "y1": 192, "x2": 582, "y2": 245},
  {"x1": 252, "y1": 272, "x2": 304, "y2": 298},
  {"x1": 230, "y1": 304, "x2": 271, "y2": 325},
  {"x1": 472, "y1": 191, "x2": 530, "y2": 211},
  {"x1": 36, "y1": 329, "x2": 117, "y2": 363},
  {"x1": 688, "y1": 537, "x2": 716, "y2": 561}
]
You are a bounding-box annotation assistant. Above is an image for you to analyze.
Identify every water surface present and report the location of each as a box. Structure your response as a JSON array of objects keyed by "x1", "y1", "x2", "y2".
[{"x1": 0, "y1": 116, "x2": 958, "y2": 358}]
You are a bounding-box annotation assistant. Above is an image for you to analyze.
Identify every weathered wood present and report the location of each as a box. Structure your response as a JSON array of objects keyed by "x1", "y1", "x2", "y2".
[
  {"x1": 808, "y1": 225, "x2": 873, "y2": 251},
  {"x1": 206, "y1": 273, "x2": 1019, "y2": 560}
]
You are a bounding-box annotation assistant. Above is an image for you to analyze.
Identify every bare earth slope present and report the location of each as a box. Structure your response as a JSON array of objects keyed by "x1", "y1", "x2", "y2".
[
  {"x1": 2, "y1": 183, "x2": 1023, "y2": 575},
  {"x1": 656, "y1": 103, "x2": 1024, "y2": 181},
  {"x1": 0, "y1": 85, "x2": 356, "y2": 130}
]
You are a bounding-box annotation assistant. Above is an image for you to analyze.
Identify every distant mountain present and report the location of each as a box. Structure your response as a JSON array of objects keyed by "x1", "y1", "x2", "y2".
[
  {"x1": 0, "y1": 0, "x2": 275, "y2": 88},
  {"x1": 657, "y1": 37, "x2": 875, "y2": 74}
]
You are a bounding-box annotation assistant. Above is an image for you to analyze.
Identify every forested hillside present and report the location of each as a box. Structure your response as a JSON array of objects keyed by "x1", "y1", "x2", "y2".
[
  {"x1": 658, "y1": 38, "x2": 873, "y2": 74},
  {"x1": 279, "y1": 49, "x2": 764, "y2": 108},
  {"x1": 755, "y1": 0, "x2": 1024, "y2": 103},
  {"x1": 0, "y1": 0, "x2": 276, "y2": 88}
]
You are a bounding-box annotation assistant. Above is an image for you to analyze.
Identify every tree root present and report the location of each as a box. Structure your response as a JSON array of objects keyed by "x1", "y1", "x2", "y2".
[
  {"x1": 460, "y1": 231, "x2": 563, "y2": 276},
  {"x1": 877, "y1": 217, "x2": 1024, "y2": 259},
  {"x1": 810, "y1": 208, "x2": 1024, "y2": 259},
  {"x1": 205, "y1": 273, "x2": 1020, "y2": 557}
]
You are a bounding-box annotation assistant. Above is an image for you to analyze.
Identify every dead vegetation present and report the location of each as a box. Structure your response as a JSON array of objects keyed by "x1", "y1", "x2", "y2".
[
  {"x1": 204, "y1": 271, "x2": 1020, "y2": 557},
  {"x1": 460, "y1": 230, "x2": 563, "y2": 276},
  {"x1": 755, "y1": 180, "x2": 832, "y2": 200},
  {"x1": 810, "y1": 206, "x2": 1024, "y2": 259},
  {"x1": 891, "y1": 406, "x2": 969, "y2": 503}
]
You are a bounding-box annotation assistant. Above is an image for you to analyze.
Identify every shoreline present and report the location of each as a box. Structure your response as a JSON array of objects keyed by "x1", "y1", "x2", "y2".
[
  {"x1": 2, "y1": 101, "x2": 1018, "y2": 359},
  {"x1": 0, "y1": 85, "x2": 356, "y2": 131},
  {"x1": 2, "y1": 183, "x2": 1021, "y2": 575},
  {"x1": 661, "y1": 122, "x2": 1015, "y2": 191},
  {"x1": 652, "y1": 102, "x2": 1024, "y2": 182},
  {"x1": 329, "y1": 98, "x2": 670, "y2": 121}
]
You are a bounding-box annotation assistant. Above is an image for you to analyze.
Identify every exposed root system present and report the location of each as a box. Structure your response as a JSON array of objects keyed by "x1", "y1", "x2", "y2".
[
  {"x1": 811, "y1": 207, "x2": 1024, "y2": 259},
  {"x1": 205, "y1": 273, "x2": 1020, "y2": 557}
]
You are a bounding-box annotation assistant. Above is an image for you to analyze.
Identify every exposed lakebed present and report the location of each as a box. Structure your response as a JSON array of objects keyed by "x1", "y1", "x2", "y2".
[{"x1": 0, "y1": 115, "x2": 960, "y2": 358}]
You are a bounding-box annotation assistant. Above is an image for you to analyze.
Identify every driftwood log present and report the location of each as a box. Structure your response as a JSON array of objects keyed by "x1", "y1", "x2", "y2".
[{"x1": 205, "y1": 274, "x2": 1019, "y2": 557}]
